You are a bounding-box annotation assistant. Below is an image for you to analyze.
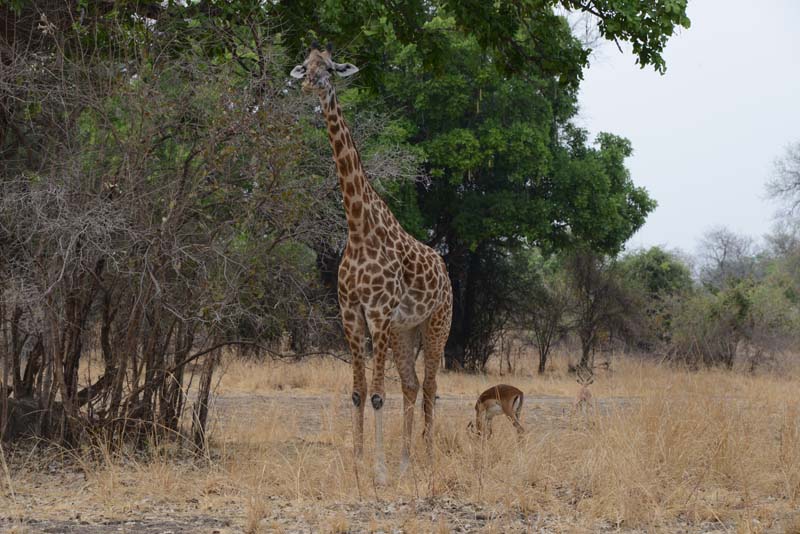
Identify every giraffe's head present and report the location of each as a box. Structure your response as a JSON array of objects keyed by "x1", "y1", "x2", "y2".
[{"x1": 290, "y1": 42, "x2": 359, "y2": 94}]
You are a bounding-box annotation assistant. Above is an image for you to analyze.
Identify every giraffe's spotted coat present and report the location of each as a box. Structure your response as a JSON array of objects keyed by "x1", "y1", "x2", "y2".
[{"x1": 294, "y1": 48, "x2": 453, "y2": 482}]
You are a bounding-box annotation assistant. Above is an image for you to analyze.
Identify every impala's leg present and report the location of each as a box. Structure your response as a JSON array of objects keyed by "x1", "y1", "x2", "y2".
[
  {"x1": 392, "y1": 328, "x2": 419, "y2": 475},
  {"x1": 368, "y1": 319, "x2": 391, "y2": 485},
  {"x1": 512, "y1": 396, "x2": 525, "y2": 435},
  {"x1": 476, "y1": 409, "x2": 486, "y2": 438},
  {"x1": 342, "y1": 305, "x2": 367, "y2": 459}
]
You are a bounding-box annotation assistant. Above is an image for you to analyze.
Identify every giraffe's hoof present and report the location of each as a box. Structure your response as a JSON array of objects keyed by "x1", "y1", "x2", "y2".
[
  {"x1": 375, "y1": 462, "x2": 388, "y2": 486},
  {"x1": 371, "y1": 393, "x2": 384, "y2": 410},
  {"x1": 351, "y1": 392, "x2": 361, "y2": 407},
  {"x1": 399, "y1": 454, "x2": 410, "y2": 476}
]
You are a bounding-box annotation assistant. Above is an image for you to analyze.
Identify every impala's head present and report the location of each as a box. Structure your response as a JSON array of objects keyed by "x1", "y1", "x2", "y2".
[
  {"x1": 290, "y1": 42, "x2": 359, "y2": 95},
  {"x1": 467, "y1": 404, "x2": 484, "y2": 436},
  {"x1": 576, "y1": 365, "x2": 594, "y2": 387}
]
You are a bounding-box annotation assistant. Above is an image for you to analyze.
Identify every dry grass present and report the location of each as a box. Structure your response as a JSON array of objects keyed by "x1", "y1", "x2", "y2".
[{"x1": 3, "y1": 351, "x2": 800, "y2": 532}]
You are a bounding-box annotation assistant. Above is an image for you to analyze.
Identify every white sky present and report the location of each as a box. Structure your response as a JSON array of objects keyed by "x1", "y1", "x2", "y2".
[{"x1": 577, "y1": 0, "x2": 800, "y2": 254}]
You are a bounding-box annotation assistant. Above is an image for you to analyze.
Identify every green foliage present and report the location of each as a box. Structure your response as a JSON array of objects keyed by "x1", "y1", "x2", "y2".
[
  {"x1": 269, "y1": 0, "x2": 689, "y2": 89},
  {"x1": 617, "y1": 246, "x2": 693, "y2": 347},
  {"x1": 368, "y1": 23, "x2": 655, "y2": 256},
  {"x1": 2, "y1": 0, "x2": 688, "y2": 374},
  {"x1": 561, "y1": 0, "x2": 690, "y2": 73},
  {"x1": 669, "y1": 278, "x2": 800, "y2": 369},
  {"x1": 620, "y1": 247, "x2": 693, "y2": 300}
]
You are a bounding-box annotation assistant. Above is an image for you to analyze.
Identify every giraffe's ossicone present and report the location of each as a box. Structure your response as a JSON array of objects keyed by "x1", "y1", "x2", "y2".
[{"x1": 291, "y1": 43, "x2": 453, "y2": 485}]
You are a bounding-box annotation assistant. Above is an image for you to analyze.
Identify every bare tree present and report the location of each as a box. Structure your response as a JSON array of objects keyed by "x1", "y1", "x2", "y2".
[
  {"x1": 0, "y1": 6, "x2": 418, "y2": 446},
  {"x1": 697, "y1": 227, "x2": 759, "y2": 289},
  {"x1": 766, "y1": 141, "x2": 800, "y2": 215},
  {"x1": 562, "y1": 247, "x2": 643, "y2": 371},
  {"x1": 510, "y1": 252, "x2": 571, "y2": 374}
]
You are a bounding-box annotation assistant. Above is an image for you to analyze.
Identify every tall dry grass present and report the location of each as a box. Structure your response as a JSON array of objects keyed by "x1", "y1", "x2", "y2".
[{"x1": 3, "y1": 351, "x2": 800, "y2": 531}]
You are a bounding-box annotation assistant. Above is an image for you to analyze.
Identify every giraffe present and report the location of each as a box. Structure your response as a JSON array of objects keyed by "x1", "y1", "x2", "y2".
[{"x1": 291, "y1": 43, "x2": 452, "y2": 485}]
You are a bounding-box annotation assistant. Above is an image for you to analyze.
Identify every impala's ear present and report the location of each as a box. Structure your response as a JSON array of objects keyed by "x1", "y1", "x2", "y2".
[
  {"x1": 290, "y1": 64, "x2": 307, "y2": 79},
  {"x1": 332, "y1": 61, "x2": 359, "y2": 77}
]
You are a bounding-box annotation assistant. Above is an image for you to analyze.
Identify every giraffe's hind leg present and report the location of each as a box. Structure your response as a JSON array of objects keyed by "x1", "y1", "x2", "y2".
[
  {"x1": 392, "y1": 328, "x2": 419, "y2": 475},
  {"x1": 421, "y1": 304, "x2": 450, "y2": 462}
]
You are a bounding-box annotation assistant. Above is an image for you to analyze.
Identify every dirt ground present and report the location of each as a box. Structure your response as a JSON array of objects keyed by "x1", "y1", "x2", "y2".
[{"x1": 2, "y1": 362, "x2": 798, "y2": 533}]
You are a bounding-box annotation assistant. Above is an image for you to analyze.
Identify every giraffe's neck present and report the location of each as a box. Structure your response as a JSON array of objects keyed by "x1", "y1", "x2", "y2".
[{"x1": 318, "y1": 86, "x2": 374, "y2": 240}]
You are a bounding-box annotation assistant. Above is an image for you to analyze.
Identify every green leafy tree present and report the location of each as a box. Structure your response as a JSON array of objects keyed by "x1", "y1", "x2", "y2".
[
  {"x1": 619, "y1": 246, "x2": 693, "y2": 347},
  {"x1": 362, "y1": 23, "x2": 655, "y2": 368},
  {"x1": 669, "y1": 278, "x2": 799, "y2": 370}
]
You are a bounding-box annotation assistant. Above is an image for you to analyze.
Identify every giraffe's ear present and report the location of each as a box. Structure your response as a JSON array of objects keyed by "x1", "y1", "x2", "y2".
[
  {"x1": 290, "y1": 64, "x2": 307, "y2": 79},
  {"x1": 332, "y1": 62, "x2": 359, "y2": 77}
]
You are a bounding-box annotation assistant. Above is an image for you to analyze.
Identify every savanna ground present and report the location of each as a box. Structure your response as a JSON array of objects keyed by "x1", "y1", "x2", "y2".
[{"x1": 3, "y1": 351, "x2": 800, "y2": 533}]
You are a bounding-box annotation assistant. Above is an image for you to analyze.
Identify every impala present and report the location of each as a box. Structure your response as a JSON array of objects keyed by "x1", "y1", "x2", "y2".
[
  {"x1": 572, "y1": 366, "x2": 594, "y2": 417},
  {"x1": 467, "y1": 384, "x2": 525, "y2": 437}
]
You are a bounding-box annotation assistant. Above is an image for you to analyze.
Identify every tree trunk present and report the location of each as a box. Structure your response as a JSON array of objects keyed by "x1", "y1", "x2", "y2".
[
  {"x1": 192, "y1": 350, "x2": 217, "y2": 451},
  {"x1": 578, "y1": 332, "x2": 593, "y2": 370}
]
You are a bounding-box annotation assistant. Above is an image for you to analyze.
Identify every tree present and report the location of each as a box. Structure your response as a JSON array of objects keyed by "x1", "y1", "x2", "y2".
[
  {"x1": 0, "y1": 7, "x2": 416, "y2": 444},
  {"x1": 563, "y1": 247, "x2": 644, "y2": 369},
  {"x1": 362, "y1": 24, "x2": 656, "y2": 368},
  {"x1": 0, "y1": 0, "x2": 688, "y2": 440},
  {"x1": 669, "y1": 278, "x2": 799, "y2": 370},
  {"x1": 697, "y1": 227, "x2": 761, "y2": 290},
  {"x1": 618, "y1": 246, "x2": 693, "y2": 347},
  {"x1": 766, "y1": 141, "x2": 800, "y2": 215},
  {"x1": 511, "y1": 250, "x2": 571, "y2": 374}
]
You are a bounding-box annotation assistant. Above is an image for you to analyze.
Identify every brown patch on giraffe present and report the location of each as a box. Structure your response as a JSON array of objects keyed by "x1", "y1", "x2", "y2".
[{"x1": 362, "y1": 212, "x2": 372, "y2": 234}]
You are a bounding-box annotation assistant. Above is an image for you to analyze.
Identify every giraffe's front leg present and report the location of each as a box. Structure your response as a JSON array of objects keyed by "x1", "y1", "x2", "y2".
[
  {"x1": 341, "y1": 304, "x2": 367, "y2": 460},
  {"x1": 369, "y1": 320, "x2": 391, "y2": 486}
]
